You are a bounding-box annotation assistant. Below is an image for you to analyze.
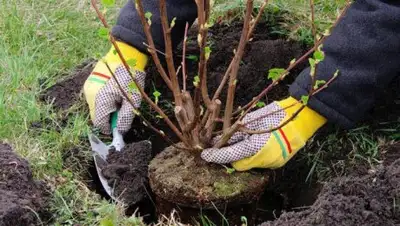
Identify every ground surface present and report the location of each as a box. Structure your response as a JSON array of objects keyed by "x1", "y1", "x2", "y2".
[
  {"x1": 0, "y1": 142, "x2": 50, "y2": 226},
  {"x1": 1, "y1": 0, "x2": 399, "y2": 225}
]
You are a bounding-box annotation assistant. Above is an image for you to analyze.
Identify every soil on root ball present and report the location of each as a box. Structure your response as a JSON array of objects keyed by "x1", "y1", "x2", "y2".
[
  {"x1": 148, "y1": 145, "x2": 269, "y2": 225},
  {"x1": 0, "y1": 142, "x2": 50, "y2": 226}
]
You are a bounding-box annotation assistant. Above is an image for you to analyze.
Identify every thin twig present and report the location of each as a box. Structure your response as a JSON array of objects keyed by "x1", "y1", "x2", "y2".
[
  {"x1": 247, "y1": 0, "x2": 269, "y2": 40},
  {"x1": 182, "y1": 22, "x2": 190, "y2": 91},
  {"x1": 133, "y1": 0, "x2": 173, "y2": 90}
]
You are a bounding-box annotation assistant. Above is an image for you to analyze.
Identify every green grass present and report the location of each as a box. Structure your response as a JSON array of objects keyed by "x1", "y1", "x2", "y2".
[{"x1": 1, "y1": 0, "x2": 398, "y2": 225}]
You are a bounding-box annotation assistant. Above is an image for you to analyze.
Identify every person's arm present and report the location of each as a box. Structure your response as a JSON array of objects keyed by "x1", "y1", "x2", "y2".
[
  {"x1": 112, "y1": 0, "x2": 197, "y2": 54},
  {"x1": 290, "y1": 0, "x2": 400, "y2": 129}
]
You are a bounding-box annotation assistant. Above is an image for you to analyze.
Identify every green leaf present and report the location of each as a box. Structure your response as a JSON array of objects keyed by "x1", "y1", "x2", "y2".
[
  {"x1": 128, "y1": 81, "x2": 139, "y2": 93},
  {"x1": 170, "y1": 17, "x2": 177, "y2": 28},
  {"x1": 153, "y1": 90, "x2": 161, "y2": 105},
  {"x1": 193, "y1": 75, "x2": 200, "y2": 87},
  {"x1": 256, "y1": 101, "x2": 266, "y2": 108},
  {"x1": 187, "y1": 55, "x2": 199, "y2": 61},
  {"x1": 204, "y1": 46, "x2": 212, "y2": 60},
  {"x1": 112, "y1": 49, "x2": 117, "y2": 55},
  {"x1": 226, "y1": 167, "x2": 235, "y2": 174},
  {"x1": 313, "y1": 80, "x2": 327, "y2": 90},
  {"x1": 290, "y1": 58, "x2": 296, "y2": 65},
  {"x1": 313, "y1": 49, "x2": 325, "y2": 62},
  {"x1": 101, "y1": 0, "x2": 115, "y2": 7},
  {"x1": 268, "y1": 68, "x2": 286, "y2": 81},
  {"x1": 126, "y1": 59, "x2": 137, "y2": 68},
  {"x1": 99, "y1": 219, "x2": 114, "y2": 226},
  {"x1": 301, "y1": 95, "x2": 309, "y2": 105},
  {"x1": 145, "y1": 11, "x2": 152, "y2": 25},
  {"x1": 97, "y1": 27, "x2": 109, "y2": 39},
  {"x1": 309, "y1": 58, "x2": 316, "y2": 77}
]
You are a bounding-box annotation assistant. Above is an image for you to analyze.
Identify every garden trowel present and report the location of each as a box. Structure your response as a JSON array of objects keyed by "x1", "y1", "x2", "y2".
[{"x1": 88, "y1": 112, "x2": 125, "y2": 202}]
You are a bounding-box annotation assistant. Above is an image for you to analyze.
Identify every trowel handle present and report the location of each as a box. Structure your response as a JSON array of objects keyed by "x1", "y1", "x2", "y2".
[
  {"x1": 110, "y1": 112, "x2": 125, "y2": 151},
  {"x1": 111, "y1": 111, "x2": 118, "y2": 131}
]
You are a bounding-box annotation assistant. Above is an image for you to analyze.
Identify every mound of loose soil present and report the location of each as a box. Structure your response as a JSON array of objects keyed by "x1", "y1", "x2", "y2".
[
  {"x1": 0, "y1": 142, "x2": 50, "y2": 226},
  {"x1": 149, "y1": 145, "x2": 268, "y2": 208},
  {"x1": 40, "y1": 59, "x2": 95, "y2": 110},
  {"x1": 102, "y1": 141, "x2": 152, "y2": 205},
  {"x1": 261, "y1": 143, "x2": 400, "y2": 226}
]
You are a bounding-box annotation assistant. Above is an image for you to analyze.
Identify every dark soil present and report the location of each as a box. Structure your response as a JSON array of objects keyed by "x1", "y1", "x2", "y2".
[
  {"x1": 0, "y1": 142, "x2": 50, "y2": 226},
  {"x1": 261, "y1": 143, "x2": 400, "y2": 226},
  {"x1": 149, "y1": 144, "x2": 268, "y2": 225},
  {"x1": 101, "y1": 141, "x2": 152, "y2": 206},
  {"x1": 39, "y1": 59, "x2": 95, "y2": 111}
]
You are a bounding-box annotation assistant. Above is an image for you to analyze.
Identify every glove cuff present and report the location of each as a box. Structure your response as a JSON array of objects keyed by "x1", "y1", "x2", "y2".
[
  {"x1": 277, "y1": 96, "x2": 327, "y2": 141},
  {"x1": 104, "y1": 41, "x2": 149, "y2": 71}
]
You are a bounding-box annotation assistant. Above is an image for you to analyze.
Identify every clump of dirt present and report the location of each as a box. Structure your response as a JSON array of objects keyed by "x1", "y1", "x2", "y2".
[
  {"x1": 40, "y1": 59, "x2": 95, "y2": 111},
  {"x1": 102, "y1": 141, "x2": 152, "y2": 205},
  {"x1": 0, "y1": 142, "x2": 50, "y2": 226},
  {"x1": 148, "y1": 145, "x2": 268, "y2": 224},
  {"x1": 261, "y1": 143, "x2": 400, "y2": 226}
]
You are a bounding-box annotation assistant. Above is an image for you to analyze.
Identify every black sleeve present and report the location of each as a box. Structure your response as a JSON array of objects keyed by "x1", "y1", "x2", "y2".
[
  {"x1": 111, "y1": 0, "x2": 197, "y2": 54},
  {"x1": 289, "y1": 0, "x2": 400, "y2": 129}
]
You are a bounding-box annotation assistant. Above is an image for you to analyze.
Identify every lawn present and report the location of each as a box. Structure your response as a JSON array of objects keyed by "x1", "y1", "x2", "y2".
[{"x1": 0, "y1": 0, "x2": 398, "y2": 225}]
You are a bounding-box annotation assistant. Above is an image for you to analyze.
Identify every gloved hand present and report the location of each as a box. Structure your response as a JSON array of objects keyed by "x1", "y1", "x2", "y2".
[
  {"x1": 201, "y1": 97, "x2": 327, "y2": 171},
  {"x1": 83, "y1": 41, "x2": 148, "y2": 135}
]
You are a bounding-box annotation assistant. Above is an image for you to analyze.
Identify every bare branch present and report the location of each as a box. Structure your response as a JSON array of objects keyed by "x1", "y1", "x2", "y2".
[
  {"x1": 247, "y1": 0, "x2": 269, "y2": 40},
  {"x1": 159, "y1": 0, "x2": 182, "y2": 106},
  {"x1": 182, "y1": 22, "x2": 190, "y2": 91},
  {"x1": 223, "y1": 0, "x2": 254, "y2": 132}
]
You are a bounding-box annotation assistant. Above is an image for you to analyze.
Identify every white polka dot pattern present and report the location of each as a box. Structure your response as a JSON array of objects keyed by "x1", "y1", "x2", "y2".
[
  {"x1": 94, "y1": 65, "x2": 145, "y2": 135},
  {"x1": 201, "y1": 102, "x2": 286, "y2": 164}
]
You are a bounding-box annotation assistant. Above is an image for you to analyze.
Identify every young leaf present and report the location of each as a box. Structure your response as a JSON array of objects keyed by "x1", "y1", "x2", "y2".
[
  {"x1": 170, "y1": 17, "x2": 177, "y2": 28},
  {"x1": 126, "y1": 59, "x2": 137, "y2": 68},
  {"x1": 313, "y1": 80, "x2": 327, "y2": 90},
  {"x1": 333, "y1": 69, "x2": 340, "y2": 77},
  {"x1": 153, "y1": 90, "x2": 161, "y2": 105},
  {"x1": 187, "y1": 55, "x2": 199, "y2": 61},
  {"x1": 128, "y1": 81, "x2": 139, "y2": 93},
  {"x1": 145, "y1": 11, "x2": 152, "y2": 25},
  {"x1": 101, "y1": 0, "x2": 115, "y2": 7},
  {"x1": 204, "y1": 46, "x2": 212, "y2": 60},
  {"x1": 98, "y1": 27, "x2": 109, "y2": 40},
  {"x1": 193, "y1": 75, "x2": 200, "y2": 87},
  {"x1": 112, "y1": 49, "x2": 117, "y2": 55},
  {"x1": 309, "y1": 58, "x2": 316, "y2": 77},
  {"x1": 268, "y1": 68, "x2": 286, "y2": 81},
  {"x1": 301, "y1": 95, "x2": 309, "y2": 105},
  {"x1": 313, "y1": 50, "x2": 325, "y2": 62},
  {"x1": 256, "y1": 101, "x2": 266, "y2": 108},
  {"x1": 290, "y1": 58, "x2": 296, "y2": 65},
  {"x1": 226, "y1": 167, "x2": 235, "y2": 174}
]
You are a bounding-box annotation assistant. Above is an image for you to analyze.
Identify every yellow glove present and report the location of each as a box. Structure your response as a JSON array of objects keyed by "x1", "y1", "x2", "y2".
[
  {"x1": 201, "y1": 97, "x2": 327, "y2": 171},
  {"x1": 83, "y1": 41, "x2": 148, "y2": 134}
]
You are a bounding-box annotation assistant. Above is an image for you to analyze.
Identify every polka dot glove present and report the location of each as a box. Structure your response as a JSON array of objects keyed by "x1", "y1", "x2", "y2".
[
  {"x1": 83, "y1": 41, "x2": 148, "y2": 135},
  {"x1": 201, "y1": 97, "x2": 327, "y2": 171}
]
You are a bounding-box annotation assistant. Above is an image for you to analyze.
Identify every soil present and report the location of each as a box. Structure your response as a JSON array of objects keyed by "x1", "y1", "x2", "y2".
[
  {"x1": 261, "y1": 143, "x2": 400, "y2": 226},
  {"x1": 0, "y1": 142, "x2": 50, "y2": 226},
  {"x1": 39, "y1": 59, "x2": 95, "y2": 111},
  {"x1": 101, "y1": 141, "x2": 152, "y2": 206},
  {"x1": 149, "y1": 144, "x2": 269, "y2": 224}
]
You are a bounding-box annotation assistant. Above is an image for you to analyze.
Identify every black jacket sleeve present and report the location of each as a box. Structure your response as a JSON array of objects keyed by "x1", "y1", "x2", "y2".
[
  {"x1": 289, "y1": 0, "x2": 400, "y2": 129},
  {"x1": 112, "y1": 0, "x2": 197, "y2": 54}
]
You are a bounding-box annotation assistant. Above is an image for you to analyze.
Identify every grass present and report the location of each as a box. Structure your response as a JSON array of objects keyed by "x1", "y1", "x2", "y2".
[{"x1": 0, "y1": 0, "x2": 398, "y2": 225}]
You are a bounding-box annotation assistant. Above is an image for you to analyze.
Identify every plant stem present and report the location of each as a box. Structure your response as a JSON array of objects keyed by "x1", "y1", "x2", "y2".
[
  {"x1": 159, "y1": 0, "x2": 182, "y2": 106},
  {"x1": 223, "y1": 0, "x2": 254, "y2": 132},
  {"x1": 182, "y1": 22, "x2": 190, "y2": 92}
]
